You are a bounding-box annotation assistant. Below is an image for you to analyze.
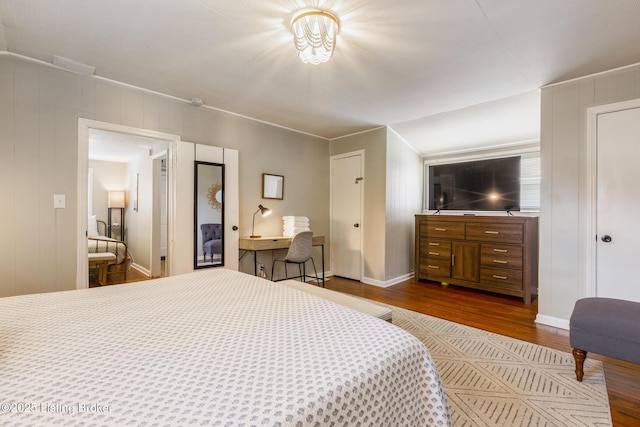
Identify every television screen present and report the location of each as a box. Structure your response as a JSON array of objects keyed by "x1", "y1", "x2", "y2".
[{"x1": 428, "y1": 156, "x2": 521, "y2": 211}]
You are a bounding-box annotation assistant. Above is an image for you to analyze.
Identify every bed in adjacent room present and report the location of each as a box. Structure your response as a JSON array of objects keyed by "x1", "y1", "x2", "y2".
[
  {"x1": 0, "y1": 269, "x2": 451, "y2": 426},
  {"x1": 87, "y1": 216, "x2": 131, "y2": 280}
]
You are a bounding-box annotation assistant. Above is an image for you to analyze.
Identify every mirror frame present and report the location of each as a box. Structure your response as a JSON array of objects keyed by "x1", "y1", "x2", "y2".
[
  {"x1": 194, "y1": 161, "x2": 225, "y2": 269},
  {"x1": 262, "y1": 173, "x2": 284, "y2": 200}
]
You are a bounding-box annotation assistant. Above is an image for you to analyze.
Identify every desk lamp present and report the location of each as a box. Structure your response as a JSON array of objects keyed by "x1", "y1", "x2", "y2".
[{"x1": 250, "y1": 204, "x2": 271, "y2": 238}]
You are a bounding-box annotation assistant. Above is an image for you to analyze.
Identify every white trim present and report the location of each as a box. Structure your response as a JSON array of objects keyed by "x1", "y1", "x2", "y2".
[
  {"x1": 330, "y1": 150, "x2": 365, "y2": 281},
  {"x1": 535, "y1": 314, "x2": 570, "y2": 331},
  {"x1": 77, "y1": 119, "x2": 180, "y2": 289},
  {"x1": 363, "y1": 272, "x2": 414, "y2": 288},
  {"x1": 542, "y1": 62, "x2": 640, "y2": 89},
  {"x1": 387, "y1": 126, "x2": 421, "y2": 156},
  {"x1": 131, "y1": 262, "x2": 151, "y2": 278},
  {"x1": 585, "y1": 98, "x2": 640, "y2": 298},
  {"x1": 3, "y1": 51, "x2": 329, "y2": 141},
  {"x1": 424, "y1": 140, "x2": 539, "y2": 164},
  {"x1": 329, "y1": 126, "x2": 386, "y2": 142}
]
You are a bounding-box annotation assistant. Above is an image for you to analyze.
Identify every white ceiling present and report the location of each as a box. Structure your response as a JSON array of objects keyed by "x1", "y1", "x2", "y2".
[{"x1": 2, "y1": 0, "x2": 640, "y2": 156}]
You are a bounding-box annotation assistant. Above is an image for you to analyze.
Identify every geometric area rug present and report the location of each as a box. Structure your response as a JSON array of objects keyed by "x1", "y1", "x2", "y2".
[{"x1": 387, "y1": 304, "x2": 612, "y2": 427}]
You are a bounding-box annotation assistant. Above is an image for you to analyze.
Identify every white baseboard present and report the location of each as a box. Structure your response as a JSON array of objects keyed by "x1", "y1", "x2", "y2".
[
  {"x1": 362, "y1": 272, "x2": 414, "y2": 288},
  {"x1": 535, "y1": 314, "x2": 570, "y2": 330},
  {"x1": 131, "y1": 263, "x2": 150, "y2": 278}
]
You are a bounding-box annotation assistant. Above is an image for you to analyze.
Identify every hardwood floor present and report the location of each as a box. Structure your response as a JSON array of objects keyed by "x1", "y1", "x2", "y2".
[{"x1": 323, "y1": 276, "x2": 640, "y2": 427}]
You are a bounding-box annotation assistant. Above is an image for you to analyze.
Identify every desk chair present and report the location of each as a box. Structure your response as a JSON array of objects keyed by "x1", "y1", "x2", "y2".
[{"x1": 271, "y1": 231, "x2": 322, "y2": 287}]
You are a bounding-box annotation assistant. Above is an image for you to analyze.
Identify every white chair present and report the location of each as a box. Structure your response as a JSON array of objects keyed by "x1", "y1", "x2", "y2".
[{"x1": 271, "y1": 231, "x2": 322, "y2": 287}]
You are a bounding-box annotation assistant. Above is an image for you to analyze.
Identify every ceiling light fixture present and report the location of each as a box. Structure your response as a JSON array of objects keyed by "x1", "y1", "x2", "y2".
[{"x1": 291, "y1": 9, "x2": 339, "y2": 65}]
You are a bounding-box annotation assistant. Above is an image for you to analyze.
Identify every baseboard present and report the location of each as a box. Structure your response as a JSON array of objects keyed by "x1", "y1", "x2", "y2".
[
  {"x1": 131, "y1": 263, "x2": 151, "y2": 278},
  {"x1": 535, "y1": 314, "x2": 570, "y2": 331},
  {"x1": 362, "y1": 272, "x2": 414, "y2": 288}
]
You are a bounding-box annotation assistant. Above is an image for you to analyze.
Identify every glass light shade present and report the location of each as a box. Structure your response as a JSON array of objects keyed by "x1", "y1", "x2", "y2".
[
  {"x1": 291, "y1": 10, "x2": 339, "y2": 65},
  {"x1": 108, "y1": 191, "x2": 126, "y2": 208}
]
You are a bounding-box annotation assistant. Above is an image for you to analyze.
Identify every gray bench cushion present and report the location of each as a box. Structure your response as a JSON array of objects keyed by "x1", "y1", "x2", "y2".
[
  {"x1": 279, "y1": 280, "x2": 392, "y2": 322},
  {"x1": 570, "y1": 297, "x2": 640, "y2": 364}
]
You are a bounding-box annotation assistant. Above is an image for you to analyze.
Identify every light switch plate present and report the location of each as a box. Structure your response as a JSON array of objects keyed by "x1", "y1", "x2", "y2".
[{"x1": 54, "y1": 194, "x2": 66, "y2": 209}]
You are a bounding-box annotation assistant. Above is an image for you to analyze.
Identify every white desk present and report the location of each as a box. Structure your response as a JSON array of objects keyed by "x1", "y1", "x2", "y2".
[{"x1": 239, "y1": 235, "x2": 325, "y2": 285}]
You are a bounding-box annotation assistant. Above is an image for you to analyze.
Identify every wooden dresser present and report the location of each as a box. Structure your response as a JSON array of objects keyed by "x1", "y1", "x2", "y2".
[{"x1": 415, "y1": 215, "x2": 539, "y2": 304}]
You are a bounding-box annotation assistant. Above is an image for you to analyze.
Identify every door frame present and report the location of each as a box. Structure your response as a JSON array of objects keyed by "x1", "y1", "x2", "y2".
[
  {"x1": 585, "y1": 98, "x2": 640, "y2": 297},
  {"x1": 77, "y1": 118, "x2": 180, "y2": 289},
  {"x1": 329, "y1": 150, "x2": 365, "y2": 281}
]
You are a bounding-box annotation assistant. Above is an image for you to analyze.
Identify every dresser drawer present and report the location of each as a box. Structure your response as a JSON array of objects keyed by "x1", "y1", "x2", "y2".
[
  {"x1": 420, "y1": 239, "x2": 451, "y2": 259},
  {"x1": 420, "y1": 220, "x2": 465, "y2": 239},
  {"x1": 480, "y1": 267, "x2": 523, "y2": 290},
  {"x1": 466, "y1": 222, "x2": 523, "y2": 244},
  {"x1": 420, "y1": 258, "x2": 451, "y2": 278},
  {"x1": 481, "y1": 244, "x2": 523, "y2": 269}
]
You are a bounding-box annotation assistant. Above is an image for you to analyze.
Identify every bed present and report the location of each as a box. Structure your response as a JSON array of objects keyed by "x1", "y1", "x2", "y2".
[
  {"x1": 0, "y1": 269, "x2": 451, "y2": 426},
  {"x1": 87, "y1": 217, "x2": 131, "y2": 280}
]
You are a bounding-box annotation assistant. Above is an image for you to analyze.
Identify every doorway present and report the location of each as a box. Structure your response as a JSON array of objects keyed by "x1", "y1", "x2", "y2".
[
  {"x1": 330, "y1": 151, "x2": 364, "y2": 280},
  {"x1": 77, "y1": 119, "x2": 179, "y2": 289},
  {"x1": 587, "y1": 99, "x2": 640, "y2": 302}
]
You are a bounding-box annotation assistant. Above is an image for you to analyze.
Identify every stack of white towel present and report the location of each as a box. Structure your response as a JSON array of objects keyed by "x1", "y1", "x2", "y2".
[{"x1": 283, "y1": 216, "x2": 311, "y2": 237}]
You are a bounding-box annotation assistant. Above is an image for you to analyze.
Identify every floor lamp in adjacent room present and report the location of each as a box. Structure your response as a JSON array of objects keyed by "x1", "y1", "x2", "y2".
[{"x1": 108, "y1": 190, "x2": 126, "y2": 242}]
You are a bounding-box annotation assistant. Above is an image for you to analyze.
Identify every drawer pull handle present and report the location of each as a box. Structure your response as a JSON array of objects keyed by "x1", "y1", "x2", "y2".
[
  {"x1": 485, "y1": 230, "x2": 500, "y2": 235},
  {"x1": 493, "y1": 260, "x2": 508, "y2": 264},
  {"x1": 435, "y1": 228, "x2": 447, "y2": 232},
  {"x1": 428, "y1": 242, "x2": 440, "y2": 246},
  {"x1": 492, "y1": 275, "x2": 508, "y2": 280},
  {"x1": 493, "y1": 249, "x2": 508, "y2": 253},
  {"x1": 428, "y1": 252, "x2": 440, "y2": 256},
  {"x1": 428, "y1": 265, "x2": 440, "y2": 269}
]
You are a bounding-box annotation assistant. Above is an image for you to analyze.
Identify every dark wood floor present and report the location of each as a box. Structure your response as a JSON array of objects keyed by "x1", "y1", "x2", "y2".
[
  {"x1": 91, "y1": 268, "x2": 640, "y2": 426},
  {"x1": 323, "y1": 276, "x2": 640, "y2": 427}
]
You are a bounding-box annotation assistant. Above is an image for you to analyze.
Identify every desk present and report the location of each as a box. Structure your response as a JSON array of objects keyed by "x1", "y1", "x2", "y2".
[{"x1": 239, "y1": 236, "x2": 325, "y2": 285}]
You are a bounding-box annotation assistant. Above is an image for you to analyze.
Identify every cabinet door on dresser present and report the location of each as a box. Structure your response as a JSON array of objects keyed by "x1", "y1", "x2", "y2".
[{"x1": 452, "y1": 241, "x2": 479, "y2": 282}]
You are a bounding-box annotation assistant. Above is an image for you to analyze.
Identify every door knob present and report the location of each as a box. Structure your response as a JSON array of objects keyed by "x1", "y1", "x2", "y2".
[
  {"x1": 601, "y1": 235, "x2": 612, "y2": 243},
  {"x1": 354, "y1": 223, "x2": 360, "y2": 228},
  {"x1": 232, "y1": 225, "x2": 238, "y2": 231}
]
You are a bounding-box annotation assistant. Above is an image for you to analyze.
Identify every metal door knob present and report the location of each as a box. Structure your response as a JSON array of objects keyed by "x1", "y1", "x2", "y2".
[
  {"x1": 232, "y1": 225, "x2": 238, "y2": 231},
  {"x1": 601, "y1": 235, "x2": 612, "y2": 242},
  {"x1": 354, "y1": 223, "x2": 360, "y2": 228}
]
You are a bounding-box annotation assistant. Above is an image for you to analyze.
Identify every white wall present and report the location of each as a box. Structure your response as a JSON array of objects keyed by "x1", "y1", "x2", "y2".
[
  {"x1": 89, "y1": 159, "x2": 128, "y2": 223},
  {"x1": 0, "y1": 54, "x2": 329, "y2": 297},
  {"x1": 385, "y1": 129, "x2": 423, "y2": 284},
  {"x1": 538, "y1": 63, "x2": 640, "y2": 326}
]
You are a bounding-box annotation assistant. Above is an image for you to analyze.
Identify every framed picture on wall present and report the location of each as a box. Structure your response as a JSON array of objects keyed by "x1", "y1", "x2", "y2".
[{"x1": 262, "y1": 173, "x2": 284, "y2": 200}]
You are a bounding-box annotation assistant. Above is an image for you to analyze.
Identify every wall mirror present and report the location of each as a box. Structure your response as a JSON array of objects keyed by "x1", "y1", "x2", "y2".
[
  {"x1": 263, "y1": 173, "x2": 284, "y2": 200},
  {"x1": 195, "y1": 161, "x2": 225, "y2": 269}
]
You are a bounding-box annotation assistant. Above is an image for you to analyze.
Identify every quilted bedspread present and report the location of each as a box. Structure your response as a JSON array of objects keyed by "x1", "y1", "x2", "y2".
[{"x1": 0, "y1": 269, "x2": 450, "y2": 426}]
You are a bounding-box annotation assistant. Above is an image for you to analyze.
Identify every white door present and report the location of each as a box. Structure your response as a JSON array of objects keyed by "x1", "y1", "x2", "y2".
[
  {"x1": 596, "y1": 106, "x2": 640, "y2": 302},
  {"x1": 331, "y1": 153, "x2": 363, "y2": 280}
]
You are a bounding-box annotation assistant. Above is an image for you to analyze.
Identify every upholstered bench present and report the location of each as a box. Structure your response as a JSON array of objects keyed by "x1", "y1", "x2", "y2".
[
  {"x1": 570, "y1": 297, "x2": 640, "y2": 381},
  {"x1": 279, "y1": 279, "x2": 393, "y2": 322},
  {"x1": 88, "y1": 252, "x2": 117, "y2": 286}
]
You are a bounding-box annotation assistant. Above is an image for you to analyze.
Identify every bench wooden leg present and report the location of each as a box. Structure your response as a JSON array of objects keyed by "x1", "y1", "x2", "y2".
[{"x1": 572, "y1": 348, "x2": 587, "y2": 382}]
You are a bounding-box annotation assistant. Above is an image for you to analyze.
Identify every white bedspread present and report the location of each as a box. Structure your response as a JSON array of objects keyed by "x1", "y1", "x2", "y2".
[{"x1": 0, "y1": 269, "x2": 451, "y2": 426}]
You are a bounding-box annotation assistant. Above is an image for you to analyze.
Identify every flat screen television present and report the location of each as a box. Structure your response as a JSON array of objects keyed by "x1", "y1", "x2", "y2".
[{"x1": 428, "y1": 156, "x2": 521, "y2": 212}]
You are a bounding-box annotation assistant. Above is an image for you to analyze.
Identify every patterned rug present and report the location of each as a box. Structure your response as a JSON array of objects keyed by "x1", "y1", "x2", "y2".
[{"x1": 387, "y1": 304, "x2": 612, "y2": 427}]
